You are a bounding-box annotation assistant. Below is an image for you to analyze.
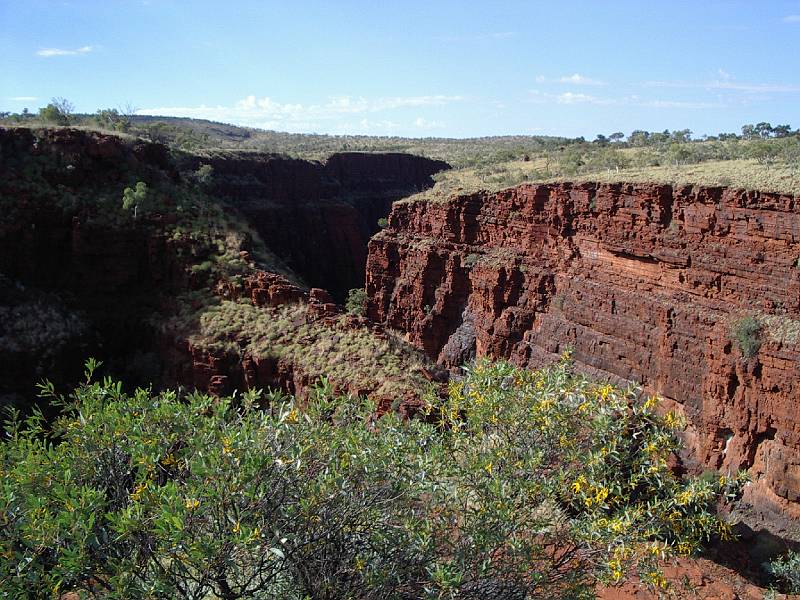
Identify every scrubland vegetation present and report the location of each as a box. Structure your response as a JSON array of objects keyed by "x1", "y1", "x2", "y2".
[
  {"x1": 1, "y1": 357, "x2": 747, "y2": 598},
  {"x1": 163, "y1": 296, "x2": 431, "y2": 401},
  {"x1": 4, "y1": 101, "x2": 799, "y2": 199}
]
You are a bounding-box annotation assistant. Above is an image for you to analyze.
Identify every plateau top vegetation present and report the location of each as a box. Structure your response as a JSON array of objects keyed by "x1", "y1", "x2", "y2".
[{"x1": 2, "y1": 100, "x2": 800, "y2": 197}]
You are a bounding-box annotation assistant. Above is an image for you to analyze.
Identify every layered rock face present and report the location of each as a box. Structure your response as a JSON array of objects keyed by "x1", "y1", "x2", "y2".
[
  {"x1": 199, "y1": 151, "x2": 448, "y2": 300},
  {"x1": 366, "y1": 182, "x2": 800, "y2": 537},
  {"x1": 0, "y1": 128, "x2": 191, "y2": 401},
  {"x1": 0, "y1": 127, "x2": 443, "y2": 412}
]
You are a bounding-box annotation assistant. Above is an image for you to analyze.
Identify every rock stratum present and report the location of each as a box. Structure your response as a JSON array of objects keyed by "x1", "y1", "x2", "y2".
[{"x1": 366, "y1": 182, "x2": 800, "y2": 541}]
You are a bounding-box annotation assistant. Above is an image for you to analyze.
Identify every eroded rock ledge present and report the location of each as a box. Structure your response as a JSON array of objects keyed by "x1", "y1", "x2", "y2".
[{"x1": 366, "y1": 182, "x2": 800, "y2": 538}]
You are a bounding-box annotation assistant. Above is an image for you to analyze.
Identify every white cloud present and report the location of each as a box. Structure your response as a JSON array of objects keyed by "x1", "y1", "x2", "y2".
[
  {"x1": 558, "y1": 73, "x2": 605, "y2": 85},
  {"x1": 645, "y1": 75, "x2": 800, "y2": 93},
  {"x1": 9, "y1": 96, "x2": 38, "y2": 102},
  {"x1": 782, "y1": 14, "x2": 800, "y2": 23},
  {"x1": 138, "y1": 94, "x2": 462, "y2": 134},
  {"x1": 642, "y1": 99, "x2": 723, "y2": 109},
  {"x1": 528, "y1": 89, "x2": 721, "y2": 109},
  {"x1": 556, "y1": 92, "x2": 613, "y2": 105},
  {"x1": 36, "y1": 45, "x2": 93, "y2": 57},
  {"x1": 536, "y1": 73, "x2": 606, "y2": 85},
  {"x1": 414, "y1": 117, "x2": 444, "y2": 130}
]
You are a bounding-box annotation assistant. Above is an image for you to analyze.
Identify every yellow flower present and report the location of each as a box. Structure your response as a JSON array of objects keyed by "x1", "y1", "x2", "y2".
[
  {"x1": 233, "y1": 521, "x2": 241, "y2": 534},
  {"x1": 598, "y1": 384, "x2": 614, "y2": 401},
  {"x1": 646, "y1": 571, "x2": 668, "y2": 588},
  {"x1": 643, "y1": 395, "x2": 658, "y2": 410},
  {"x1": 185, "y1": 498, "x2": 200, "y2": 510},
  {"x1": 595, "y1": 487, "x2": 609, "y2": 503},
  {"x1": 131, "y1": 481, "x2": 149, "y2": 501},
  {"x1": 484, "y1": 462, "x2": 493, "y2": 476},
  {"x1": 284, "y1": 408, "x2": 299, "y2": 424},
  {"x1": 608, "y1": 559, "x2": 623, "y2": 581}
]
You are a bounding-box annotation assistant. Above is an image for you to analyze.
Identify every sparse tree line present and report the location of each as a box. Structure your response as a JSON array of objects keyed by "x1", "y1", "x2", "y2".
[{"x1": 1, "y1": 97, "x2": 798, "y2": 171}]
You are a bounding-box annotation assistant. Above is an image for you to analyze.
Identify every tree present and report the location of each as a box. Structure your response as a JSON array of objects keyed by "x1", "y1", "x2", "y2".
[
  {"x1": 145, "y1": 122, "x2": 171, "y2": 144},
  {"x1": 593, "y1": 134, "x2": 609, "y2": 146},
  {"x1": 671, "y1": 129, "x2": 692, "y2": 143},
  {"x1": 741, "y1": 124, "x2": 757, "y2": 140},
  {"x1": 667, "y1": 143, "x2": 693, "y2": 165},
  {"x1": 95, "y1": 108, "x2": 131, "y2": 132},
  {"x1": 629, "y1": 130, "x2": 650, "y2": 147},
  {"x1": 38, "y1": 97, "x2": 74, "y2": 125},
  {"x1": 754, "y1": 122, "x2": 774, "y2": 139},
  {"x1": 609, "y1": 132, "x2": 625, "y2": 144},
  {"x1": 122, "y1": 181, "x2": 149, "y2": 218},
  {"x1": 772, "y1": 124, "x2": 793, "y2": 138}
]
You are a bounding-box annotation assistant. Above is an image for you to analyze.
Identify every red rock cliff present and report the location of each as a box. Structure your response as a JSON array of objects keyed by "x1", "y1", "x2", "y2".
[
  {"x1": 199, "y1": 151, "x2": 448, "y2": 300},
  {"x1": 366, "y1": 182, "x2": 800, "y2": 538}
]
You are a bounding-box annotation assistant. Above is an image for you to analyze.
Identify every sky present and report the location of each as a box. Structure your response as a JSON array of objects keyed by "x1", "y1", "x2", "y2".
[{"x1": 2, "y1": 0, "x2": 800, "y2": 139}]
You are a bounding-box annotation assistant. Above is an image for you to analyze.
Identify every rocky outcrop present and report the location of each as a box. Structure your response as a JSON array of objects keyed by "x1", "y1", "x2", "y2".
[
  {"x1": 366, "y1": 182, "x2": 800, "y2": 538},
  {"x1": 199, "y1": 151, "x2": 448, "y2": 300}
]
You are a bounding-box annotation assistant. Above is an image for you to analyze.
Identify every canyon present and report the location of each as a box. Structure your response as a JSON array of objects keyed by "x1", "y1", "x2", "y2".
[
  {"x1": 3, "y1": 127, "x2": 800, "y2": 596},
  {"x1": 190, "y1": 149, "x2": 448, "y2": 300},
  {"x1": 366, "y1": 182, "x2": 800, "y2": 542},
  {"x1": 0, "y1": 127, "x2": 444, "y2": 410}
]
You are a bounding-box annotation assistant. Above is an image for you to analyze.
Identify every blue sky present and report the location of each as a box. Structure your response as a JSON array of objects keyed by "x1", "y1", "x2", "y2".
[{"x1": 2, "y1": 0, "x2": 800, "y2": 138}]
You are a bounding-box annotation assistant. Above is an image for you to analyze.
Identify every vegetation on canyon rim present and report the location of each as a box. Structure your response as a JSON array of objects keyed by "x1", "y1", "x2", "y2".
[
  {"x1": 3, "y1": 104, "x2": 800, "y2": 196},
  {"x1": 1, "y1": 356, "x2": 746, "y2": 599}
]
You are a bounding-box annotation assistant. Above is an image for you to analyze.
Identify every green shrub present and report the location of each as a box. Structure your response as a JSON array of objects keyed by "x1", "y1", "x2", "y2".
[
  {"x1": 121, "y1": 181, "x2": 149, "y2": 218},
  {"x1": 38, "y1": 97, "x2": 74, "y2": 125},
  {"x1": 0, "y1": 357, "x2": 745, "y2": 598},
  {"x1": 732, "y1": 315, "x2": 762, "y2": 358},
  {"x1": 463, "y1": 253, "x2": 480, "y2": 268},
  {"x1": 764, "y1": 550, "x2": 800, "y2": 594},
  {"x1": 345, "y1": 287, "x2": 367, "y2": 316},
  {"x1": 189, "y1": 260, "x2": 215, "y2": 275},
  {"x1": 376, "y1": 217, "x2": 389, "y2": 229}
]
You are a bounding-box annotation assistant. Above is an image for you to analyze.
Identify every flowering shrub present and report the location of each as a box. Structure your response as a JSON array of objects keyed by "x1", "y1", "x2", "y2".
[
  {"x1": 427, "y1": 355, "x2": 747, "y2": 594},
  {"x1": 1, "y1": 356, "x2": 745, "y2": 598}
]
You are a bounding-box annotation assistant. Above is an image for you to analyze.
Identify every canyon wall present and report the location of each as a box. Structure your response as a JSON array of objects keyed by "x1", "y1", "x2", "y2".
[
  {"x1": 196, "y1": 151, "x2": 449, "y2": 300},
  {"x1": 0, "y1": 127, "x2": 442, "y2": 412},
  {"x1": 366, "y1": 182, "x2": 800, "y2": 538}
]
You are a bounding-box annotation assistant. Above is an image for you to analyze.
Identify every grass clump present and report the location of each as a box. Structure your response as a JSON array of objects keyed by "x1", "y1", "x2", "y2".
[
  {"x1": 165, "y1": 297, "x2": 432, "y2": 400},
  {"x1": 764, "y1": 551, "x2": 800, "y2": 594},
  {"x1": 732, "y1": 315, "x2": 763, "y2": 358}
]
